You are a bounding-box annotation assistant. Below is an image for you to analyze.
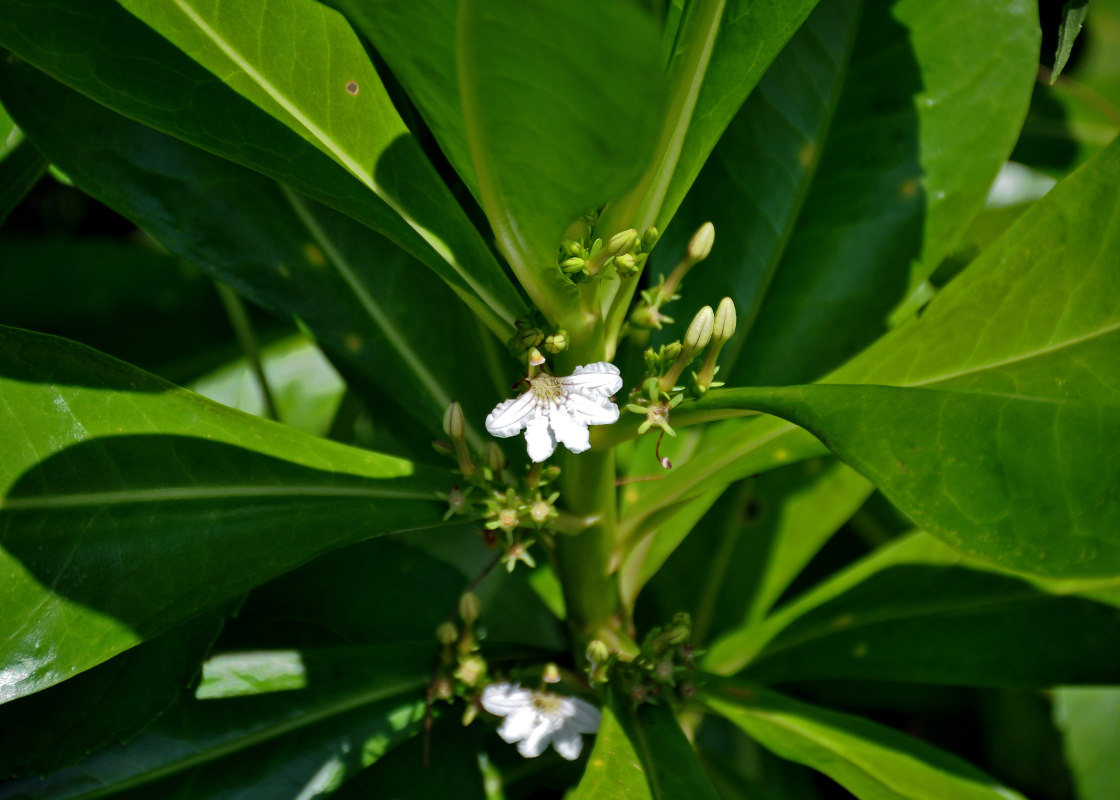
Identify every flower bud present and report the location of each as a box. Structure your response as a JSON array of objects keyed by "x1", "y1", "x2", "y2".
[
  {"x1": 528, "y1": 347, "x2": 546, "y2": 367},
  {"x1": 443, "y1": 401, "x2": 465, "y2": 440},
  {"x1": 586, "y1": 640, "x2": 610, "y2": 666},
  {"x1": 682, "y1": 306, "x2": 714, "y2": 356},
  {"x1": 459, "y1": 592, "x2": 481, "y2": 624},
  {"x1": 560, "y1": 256, "x2": 586, "y2": 274},
  {"x1": 686, "y1": 222, "x2": 715, "y2": 264},
  {"x1": 542, "y1": 663, "x2": 562, "y2": 684},
  {"x1": 562, "y1": 239, "x2": 584, "y2": 257},
  {"x1": 462, "y1": 702, "x2": 479, "y2": 726},
  {"x1": 510, "y1": 326, "x2": 544, "y2": 353},
  {"x1": 436, "y1": 621, "x2": 459, "y2": 645},
  {"x1": 604, "y1": 228, "x2": 640, "y2": 258},
  {"x1": 712, "y1": 296, "x2": 737, "y2": 345},
  {"x1": 642, "y1": 226, "x2": 660, "y2": 251},
  {"x1": 455, "y1": 654, "x2": 487, "y2": 687},
  {"x1": 543, "y1": 329, "x2": 568, "y2": 353},
  {"x1": 484, "y1": 442, "x2": 506, "y2": 473},
  {"x1": 614, "y1": 252, "x2": 637, "y2": 275}
]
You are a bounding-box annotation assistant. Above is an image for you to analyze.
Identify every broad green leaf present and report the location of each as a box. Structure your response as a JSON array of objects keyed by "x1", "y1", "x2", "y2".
[
  {"x1": 686, "y1": 135, "x2": 1120, "y2": 577},
  {"x1": 0, "y1": 326, "x2": 446, "y2": 702},
  {"x1": 0, "y1": 612, "x2": 225, "y2": 779},
  {"x1": 570, "y1": 694, "x2": 720, "y2": 800},
  {"x1": 1053, "y1": 686, "x2": 1120, "y2": 800},
  {"x1": 457, "y1": 0, "x2": 662, "y2": 324},
  {"x1": 694, "y1": 713, "x2": 825, "y2": 800},
  {"x1": 638, "y1": 460, "x2": 873, "y2": 642},
  {"x1": 0, "y1": 0, "x2": 523, "y2": 333},
  {"x1": 705, "y1": 532, "x2": 1120, "y2": 686},
  {"x1": 1052, "y1": 0, "x2": 1090, "y2": 83},
  {"x1": 658, "y1": 0, "x2": 1040, "y2": 388},
  {"x1": 0, "y1": 644, "x2": 430, "y2": 799},
  {"x1": 0, "y1": 137, "x2": 45, "y2": 224},
  {"x1": 702, "y1": 679, "x2": 1027, "y2": 800},
  {"x1": 0, "y1": 60, "x2": 506, "y2": 448}
]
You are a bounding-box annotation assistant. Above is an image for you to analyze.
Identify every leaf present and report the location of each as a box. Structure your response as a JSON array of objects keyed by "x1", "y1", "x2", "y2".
[
  {"x1": 457, "y1": 0, "x2": 662, "y2": 324},
  {"x1": 0, "y1": 611, "x2": 225, "y2": 779},
  {"x1": 702, "y1": 679, "x2": 1028, "y2": 800},
  {"x1": 638, "y1": 459, "x2": 873, "y2": 643},
  {"x1": 0, "y1": 326, "x2": 446, "y2": 703},
  {"x1": 660, "y1": 0, "x2": 1040, "y2": 387},
  {"x1": 0, "y1": 60, "x2": 506, "y2": 447},
  {"x1": 704, "y1": 532, "x2": 1120, "y2": 686},
  {"x1": 570, "y1": 694, "x2": 720, "y2": 800},
  {"x1": 0, "y1": 644, "x2": 430, "y2": 799},
  {"x1": 0, "y1": 0, "x2": 524, "y2": 332},
  {"x1": 1053, "y1": 686, "x2": 1120, "y2": 800},
  {"x1": 691, "y1": 134, "x2": 1120, "y2": 578},
  {"x1": 0, "y1": 137, "x2": 46, "y2": 224},
  {"x1": 1052, "y1": 0, "x2": 1091, "y2": 83}
]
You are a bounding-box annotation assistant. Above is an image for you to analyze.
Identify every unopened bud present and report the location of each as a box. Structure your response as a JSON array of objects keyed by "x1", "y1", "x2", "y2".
[
  {"x1": 528, "y1": 347, "x2": 546, "y2": 367},
  {"x1": 462, "y1": 702, "x2": 479, "y2": 726},
  {"x1": 454, "y1": 654, "x2": 487, "y2": 687},
  {"x1": 686, "y1": 222, "x2": 715, "y2": 264},
  {"x1": 459, "y1": 592, "x2": 481, "y2": 624},
  {"x1": 543, "y1": 663, "x2": 562, "y2": 684},
  {"x1": 586, "y1": 640, "x2": 610, "y2": 667},
  {"x1": 484, "y1": 442, "x2": 506, "y2": 473},
  {"x1": 712, "y1": 297, "x2": 736, "y2": 344},
  {"x1": 614, "y1": 253, "x2": 637, "y2": 274},
  {"x1": 562, "y1": 240, "x2": 584, "y2": 257},
  {"x1": 605, "y1": 228, "x2": 640, "y2": 258},
  {"x1": 436, "y1": 621, "x2": 459, "y2": 645},
  {"x1": 443, "y1": 401, "x2": 465, "y2": 440},
  {"x1": 543, "y1": 330, "x2": 568, "y2": 353},
  {"x1": 642, "y1": 226, "x2": 660, "y2": 251},
  {"x1": 560, "y1": 256, "x2": 586, "y2": 273},
  {"x1": 682, "y1": 306, "x2": 714, "y2": 355}
]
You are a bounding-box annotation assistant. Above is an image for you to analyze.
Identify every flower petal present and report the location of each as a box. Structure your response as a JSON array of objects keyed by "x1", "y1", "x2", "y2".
[
  {"x1": 481, "y1": 683, "x2": 533, "y2": 716},
  {"x1": 565, "y1": 362, "x2": 623, "y2": 397},
  {"x1": 524, "y1": 413, "x2": 557, "y2": 462},
  {"x1": 565, "y1": 697, "x2": 602, "y2": 734},
  {"x1": 485, "y1": 393, "x2": 536, "y2": 438},
  {"x1": 498, "y1": 708, "x2": 540, "y2": 744},
  {"x1": 552, "y1": 728, "x2": 584, "y2": 761},
  {"x1": 516, "y1": 718, "x2": 553, "y2": 758},
  {"x1": 549, "y1": 405, "x2": 590, "y2": 454},
  {"x1": 565, "y1": 391, "x2": 620, "y2": 427}
]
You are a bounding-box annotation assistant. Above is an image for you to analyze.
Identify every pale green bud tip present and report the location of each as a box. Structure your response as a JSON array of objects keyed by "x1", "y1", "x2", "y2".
[
  {"x1": 686, "y1": 222, "x2": 715, "y2": 263},
  {"x1": 683, "y1": 306, "x2": 715, "y2": 354},
  {"x1": 642, "y1": 227, "x2": 660, "y2": 250},
  {"x1": 713, "y1": 296, "x2": 737, "y2": 344},
  {"x1": 484, "y1": 442, "x2": 506, "y2": 472},
  {"x1": 605, "y1": 228, "x2": 640, "y2": 258},
  {"x1": 443, "y1": 401, "x2": 465, "y2": 439},
  {"x1": 528, "y1": 347, "x2": 546, "y2": 367},
  {"x1": 436, "y1": 621, "x2": 459, "y2": 645},
  {"x1": 542, "y1": 663, "x2": 562, "y2": 684},
  {"x1": 586, "y1": 640, "x2": 610, "y2": 665},
  {"x1": 459, "y1": 592, "x2": 481, "y2": 624}
]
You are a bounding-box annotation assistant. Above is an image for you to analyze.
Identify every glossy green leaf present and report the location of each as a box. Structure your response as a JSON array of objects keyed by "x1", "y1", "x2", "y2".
[
  {"x1": 660, "y1": 0, "x2": 1039, "y2": 388},
  {"x1": 639, "y1": 459, "x2": 873, "y2": 643},
  {"x1": 1052, "y1": 0, "x2": 1090, "y2": 83},
  {"x1": 0, "y1": 60, "x2": 506, "y2": 447},
  {"x1": 0, "y1": 326, "x2": 446, "y2": 703},
  {"x1": 705, "y1": 532, "x2": 1120, "y2": 685},
  {"x1": 0, "y1": 612, "x2": 225, "y2": 779},
  {"x1": 701, "y1": 135, "x2": 1120, "y2": 577},
  {"x1": 702, "y1": 679, "x2": 1027, "y2": 800},
  {"x1": 570, "y1": 694, "x2": 720, "y2": 800},
  {"x1": 0, "y1": 643, "x2": 430, "y2": 799},
  {"x1": 0, "y1": 0, "x2": 523, "y2": 333},
  {"x1": 1054, "y1": 686, "x2": 1120, "y2": 800},
  {"x1": 0, "y1": 137, "x2": 46, "y2": 224},
  {"x1": 457, "y1": 0, "x2": 662, "y2": 323}
]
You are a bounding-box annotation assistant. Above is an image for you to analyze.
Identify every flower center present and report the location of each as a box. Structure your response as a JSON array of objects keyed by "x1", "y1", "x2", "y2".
[
  {"x1": 531, "y1": 692, "x2": 564, "y2": 714},
  {"x1": 529, "y1": 373, "x2": 565, "y2": 404}
]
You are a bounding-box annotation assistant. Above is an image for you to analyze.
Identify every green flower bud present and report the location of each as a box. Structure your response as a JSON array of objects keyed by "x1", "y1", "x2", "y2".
[
  {"x1": 682, "y1": 306, "x2": 714, "y2": 355},
  {"x1": 614, "y1": 252, "x2": 637, "y2": 275},
  {"x1": 560, "y1": 256, "x2": 586, "y2": 273},
  {"x1": 436, "y1": 621, "x2": 459, "y2": 645},
  {"x1": 510, "y1": 326, "x2": 544, "y2": 353},
  {"x1": 662, "y1": 341, "x2": 682, "y2": 361},
  {"x1": 586, "y1": 640, "x2": 610, "y2": 666},
  {"x1": 454, "y1": 654, "x2": 487, "y2": 687},
  {"x1": 562, "y1": 239, "x2": 584, "y2": 257},
  {"x1": 542, "y1": 662, "x2": 562, "y2": 684},
  {"x1": 484, "y1": 442, "x2": 506, "y2": 473},
  {"x1": 712, "y1": 296, "x2": 737, "y2": 345},
  {"x1": 686, "y1": 221, "x2": 715, "y2": 264},
  {"x1": 459, "y1": 592, "x2": 481, "y2": 624},
  {"x1": 604, "y1": 228, "x2": 640, "y2": 258},
  {"x1": 543, "y1": 329, "x2": 569, "y2": 353},
  {"x1": 443, "y1": 401, "x2": 465, "y2": 440},
  {"x1": 642, "y1": 226, "x2": 660, "y2": 251}
]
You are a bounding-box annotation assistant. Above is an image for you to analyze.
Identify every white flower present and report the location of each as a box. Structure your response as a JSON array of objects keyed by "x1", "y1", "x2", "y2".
[
  {"x1": 480, "y1": 682, "x2": 601, "y2": 760},
  {"x1": 485, "y1": 362, "x2": 623, "y2": 462}
]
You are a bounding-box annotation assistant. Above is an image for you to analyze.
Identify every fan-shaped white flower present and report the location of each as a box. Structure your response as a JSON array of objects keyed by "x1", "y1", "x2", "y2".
[
  {"x1": 480, "y1": 682, "x2": 601, "y2": 760},
  {"x1": 485, "y1": 362, "x2": 623, "y2": 462}
]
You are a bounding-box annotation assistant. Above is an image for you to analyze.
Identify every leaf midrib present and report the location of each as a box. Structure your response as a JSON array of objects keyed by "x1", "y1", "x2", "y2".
[{"x1": 0, "y1": 484, "x2": 433, "y2": 510}]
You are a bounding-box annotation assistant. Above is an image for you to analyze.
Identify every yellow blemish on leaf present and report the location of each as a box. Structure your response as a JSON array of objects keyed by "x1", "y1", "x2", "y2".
[
  {"x1": 798, "y1": 142, "x2": 816, "y2": 168},
  {"x1": 900, "y1": 178, "x2": 919, "y2": 198},
  {"x1": 304, "y1": 243, "x2": 326, "y2": 267},
  {"x1": 345, "y1": 333, "x2": 362, "y2": 353}
]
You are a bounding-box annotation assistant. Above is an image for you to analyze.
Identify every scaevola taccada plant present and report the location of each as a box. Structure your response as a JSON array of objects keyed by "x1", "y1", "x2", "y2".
[{"x1": 0, "y1": 0, "x2": 1118, "y2": 796}]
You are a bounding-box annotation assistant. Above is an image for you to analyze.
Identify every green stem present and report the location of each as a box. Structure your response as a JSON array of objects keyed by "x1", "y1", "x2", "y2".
[{"x1": 214, "y1": 281, "x2": 280, "y2": 422}]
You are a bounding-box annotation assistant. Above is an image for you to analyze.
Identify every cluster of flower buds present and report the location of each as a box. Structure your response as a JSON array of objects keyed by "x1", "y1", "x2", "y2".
[
  {"x1": 584, "y1": 613, "x2": 699, "y2": 706},
  {"x1": 508, "y1": 313, "x2": 569, "y2": 364},
  {"x1": 557, "y1": 226, "x2": 659, "y2": 283},
  {"x1": 480, "y1": 464, "x2": 561, "y2": 572},
  {"x1": 630, "y1": 222, "x2": 715, "y2": 331},
  {"x1": 432, "y1": 591, "x2": 490, "y2": 720},
  {"x1": 624, "y1": 295, "x2": 736, "y2": 466}
]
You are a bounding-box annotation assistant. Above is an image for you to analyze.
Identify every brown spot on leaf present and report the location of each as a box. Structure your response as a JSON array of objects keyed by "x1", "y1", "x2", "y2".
[{"x1": 345, "y1": 81, "x2": 359, "y2": 95}]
